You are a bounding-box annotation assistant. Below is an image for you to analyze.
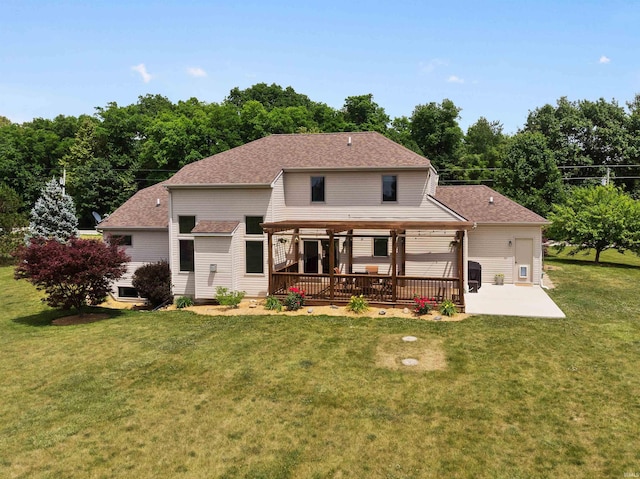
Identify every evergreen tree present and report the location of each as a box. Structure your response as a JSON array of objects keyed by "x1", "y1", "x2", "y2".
[{"x1": 28, "y1": 178, "x2": 78, "y2": 243}]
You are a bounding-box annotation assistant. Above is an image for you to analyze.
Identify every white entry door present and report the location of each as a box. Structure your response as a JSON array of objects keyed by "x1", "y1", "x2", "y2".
[{"x1": 514, "y1": 238, "x2": 533, "y2": 283}]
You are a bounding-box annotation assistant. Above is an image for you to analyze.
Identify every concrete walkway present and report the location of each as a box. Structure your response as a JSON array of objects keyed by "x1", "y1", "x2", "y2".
[{"x1": 464, "y1": 284, "x2": 565, "y2": 318}]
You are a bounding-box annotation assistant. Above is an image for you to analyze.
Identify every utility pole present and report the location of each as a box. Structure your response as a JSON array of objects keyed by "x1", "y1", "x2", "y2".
[{"x1": 60, "y1": 168, "x2": 66, "y2": 194}]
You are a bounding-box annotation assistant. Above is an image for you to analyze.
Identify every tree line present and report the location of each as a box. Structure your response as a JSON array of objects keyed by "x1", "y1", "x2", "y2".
[{"x1": 2, "y1": 82, "x2": 640, "y2": 230}]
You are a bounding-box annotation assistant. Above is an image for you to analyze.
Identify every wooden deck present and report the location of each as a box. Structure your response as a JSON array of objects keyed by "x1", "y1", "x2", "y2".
[{"x1": 271, "y1": 271, "x2": 464, "y2": 310}]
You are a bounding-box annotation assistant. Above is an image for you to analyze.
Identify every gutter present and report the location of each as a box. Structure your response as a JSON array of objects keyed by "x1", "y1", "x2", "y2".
[{"x1": 164, "y1": 183, "x2": 272, "y2": 190}]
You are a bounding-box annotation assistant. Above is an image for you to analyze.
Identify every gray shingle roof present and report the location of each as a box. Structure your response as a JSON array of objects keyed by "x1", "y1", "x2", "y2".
[
  {"x1": 98, "y1": 182, "x2": 169, "y2": 230},
  {"x1": 164, "y1": 131, "x2": 431, "y2": 187},
  {"x1": 435, "y1": 185, "x2": 549, "y2": 224}
]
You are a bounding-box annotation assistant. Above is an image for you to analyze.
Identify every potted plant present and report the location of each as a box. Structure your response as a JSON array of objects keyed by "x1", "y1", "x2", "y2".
[{"x1": 495, "y1": 273, "x2": 504, "y2": 285}]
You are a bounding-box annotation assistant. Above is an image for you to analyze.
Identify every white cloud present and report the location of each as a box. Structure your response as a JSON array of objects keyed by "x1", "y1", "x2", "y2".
[
  {"x1": 187, "y1": 67, "x2": 207, "y2": 78},
  {"x1": 447, "y1": 75, "x2": 464, "y2": 84},
  {"x1": 419, "y1": 58, "x2": 447, "y2": 74},
  {"x1": 599, "y1": 55, "x2": 611, "y2": 64},
  {"x1": 131, "y1": 63, "x2": 152, "y2": 83}
]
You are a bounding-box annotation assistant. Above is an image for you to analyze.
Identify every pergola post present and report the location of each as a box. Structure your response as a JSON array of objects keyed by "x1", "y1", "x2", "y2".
[
  {"x1": 391, "y1": 230, "x2": 397, "y2": 302},
  {"x1": 347, "y1": 230, "x2": 353, "y2": 274},
  {"x1": 329, "y1": 231, "x2": 335, "y2": 302},
  {"x1": 294, "y1": 228, "x2": 300, "y2": 271},
  {"x1": 399, "y1": 229, "x2": 406, "y2": 285},
  {"x1": 457, "y1": 230, "x2": 465, "y2": 307}
]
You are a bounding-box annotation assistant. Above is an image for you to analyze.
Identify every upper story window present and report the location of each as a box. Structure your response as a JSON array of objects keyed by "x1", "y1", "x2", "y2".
[
  {"x1": 179, "y1": 216, "x2": 196, "y2": 234},
  {"x1": 311, "y1": 176, "x2": 325, "y2": 203},
  {"x1": 382, "y1": 175, "x2": 397, "y2": 202},
  {"x1": 245, "y1": 216, "x2": 264, "y2": 235}
]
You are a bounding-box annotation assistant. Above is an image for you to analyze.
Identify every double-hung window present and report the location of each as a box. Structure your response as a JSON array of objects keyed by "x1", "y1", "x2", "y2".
[
  {"x1": 178, "y1": 216, "x2": 196, "y2": 272},
  {"x1": 245, "y1": 216, "x2": 264, "y2": 274},
  {"x1": 179, "y1": 239, "x2": 195, "y2": 272},
  {"x1": 382, "y1": 175, "x2": 397, "y2": 202},
  {"x1": 311, "y1": 176, "x2": 325, "y2": 203},
  {"x1": 373, "y1": 237, "x2": 389, "y2": 257}
]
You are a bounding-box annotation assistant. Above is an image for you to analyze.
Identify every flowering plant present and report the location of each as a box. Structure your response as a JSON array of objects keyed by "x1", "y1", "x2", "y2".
[
  {"x1": 413, "y1": 296, "x2": 437, "y2": 315},
  {"x1": 284, "y1": 286, "x2": 306, "y2": 311}
]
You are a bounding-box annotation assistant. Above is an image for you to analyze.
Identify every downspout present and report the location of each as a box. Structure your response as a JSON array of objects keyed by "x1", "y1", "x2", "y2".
[{"x1": 168, "y1": 189, "x2": 175, "y2": 296}]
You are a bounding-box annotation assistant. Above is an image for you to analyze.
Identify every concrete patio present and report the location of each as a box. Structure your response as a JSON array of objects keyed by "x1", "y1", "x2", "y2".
[{"x1": 464, "y1": 284, "x2": 565, "y2": 318}]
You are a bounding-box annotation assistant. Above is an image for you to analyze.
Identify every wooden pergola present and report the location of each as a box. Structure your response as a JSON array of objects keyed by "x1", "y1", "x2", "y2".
[{"x1": 261, "y1": 220, "x2": 473, "y2": 310}]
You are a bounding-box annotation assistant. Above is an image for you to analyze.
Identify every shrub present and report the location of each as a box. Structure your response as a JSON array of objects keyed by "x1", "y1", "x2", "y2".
[
  {"x1": 413, "y1": 296, "x2": 437, "y2": 315},
  {"x1": 439, "y1": 299, "x2": 457, "y2": 317},
  {"x1": 284, "y1": 286, "x2": 305, "y2": 311},
  {"x1": 264, "y1": 295, "x2": 283, "y2": 312},
  {"x1": 216, "y1": 286, "x2": 245, "y2": 308},
  {"x1": 132, "y1": 261, "x2": 173, "y2": 308},
  {"x1": 175, "y1": 296, "x2": 194, "y2": 309},
  {"x1": 14, "y1": 236, "x2": 128, "y2": 313},
  {"x1": 346, "y1": 295, "x2": 369, "y2": 314}
]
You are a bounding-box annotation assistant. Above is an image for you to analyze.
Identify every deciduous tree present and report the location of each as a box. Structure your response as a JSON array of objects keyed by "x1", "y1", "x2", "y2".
[
  {"x1": 495, "y1": 132, "x2": 564, "y2": 216},
  {"x1": 14, "y1": 237, "x2": 129, "y2": 312},
  {"x1": 342, "y1": 94, "x2": 390, "y2": 133},
  {"x1": 547, "y1": 185, "x2": 640, "y2": 263},
  {"x1": 409, "y1": 99, "x2": 464, "y2": 176},
  {"x1": 0, "y1": 183, "x2": 27, "y2": 260},
  {"x1": 460, "y1": 117, "x2": 506, "y2": 183}
]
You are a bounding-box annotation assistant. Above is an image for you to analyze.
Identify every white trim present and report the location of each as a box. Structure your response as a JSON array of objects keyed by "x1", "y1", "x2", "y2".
[
  {"x1": 474, "y1": 221, "x2": 551, "y2": 226},
  {"x1": 283, "y1": 166, "x2": 429, "y2": 173},
  {"x1": 165, "y1": 183, "x2": 272, "y2": 189},
  {"x1": 98, "y1": 227, "x2": 168, "y2": 232},
  {"x1": 269, "y1": 169, "x2": 284, "y2": 188}
]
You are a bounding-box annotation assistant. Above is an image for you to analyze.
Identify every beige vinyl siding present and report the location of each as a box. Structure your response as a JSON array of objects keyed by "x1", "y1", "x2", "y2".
[
  {"x1": 238, "y1": 236, "x2": 269, "y2": 297},
  {"x1": 170, "y1": 188, "x2": 274, "y2": 298},
  {"x1": 109, "y1": 230, "x2": 169, "y2": 298},
  {"x1": 350, "y1": 231, "x2": 392, "y2": 274},
  {"x1": 194, "y1": 237, "x2": 233, "y2": 299},
  {"x1": 426, "y1": 167, "x2": 439, "y2": 196},
  {"x1": 294, "y1": 230, "x2": 458, "y2": 278},
  {"x1": 404, "y1": 234, "x2": 457, "y2": 278},
  {"x1": 282, "y1": 171, "x2": 459, "y2": 221},
  {"x1": 270, "y1": 174, "x2": 286, "y2": 222},
  {"x1": 468, "y1": 225, "x2": 543, "y2": 285}
]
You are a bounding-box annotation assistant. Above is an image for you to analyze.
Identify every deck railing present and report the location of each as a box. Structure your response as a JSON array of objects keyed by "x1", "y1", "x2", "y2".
[{"x1": 271, "y1": 272, "x2": 464, "y2": 309}]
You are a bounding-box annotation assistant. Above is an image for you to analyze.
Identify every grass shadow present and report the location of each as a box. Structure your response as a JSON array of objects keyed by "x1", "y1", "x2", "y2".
[
  {"x1": 12, "y1": 307, "x2": 127, "y2": 327},
  {"x1": 546, "y1": 256, "x2": 640, "y2": 270}
]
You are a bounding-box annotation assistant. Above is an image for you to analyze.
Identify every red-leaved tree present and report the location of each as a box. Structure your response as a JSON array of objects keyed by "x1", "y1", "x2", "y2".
[{"x1": 14, "y1": 237, "x2": 129, "y2": 313}]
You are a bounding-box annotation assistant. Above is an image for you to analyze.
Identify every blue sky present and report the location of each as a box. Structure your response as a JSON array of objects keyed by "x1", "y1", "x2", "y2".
[{"x1": 1, "y1": 0, "x2": 639, "y2": 133}]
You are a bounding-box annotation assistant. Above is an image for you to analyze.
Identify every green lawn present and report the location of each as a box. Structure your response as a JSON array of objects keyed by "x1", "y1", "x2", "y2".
[{"x1": 1, "y1": 250, "x2": 640, "y2": 478}]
